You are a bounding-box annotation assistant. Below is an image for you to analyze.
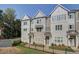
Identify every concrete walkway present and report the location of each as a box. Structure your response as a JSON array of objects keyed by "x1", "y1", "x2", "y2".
[{"x1": 25, "y1": 44, "x2": 78, "y2": 54}]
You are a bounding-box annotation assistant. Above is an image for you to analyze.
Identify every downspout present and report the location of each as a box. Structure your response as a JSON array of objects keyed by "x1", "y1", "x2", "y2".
[
  {"x1": 74, "y1": 12, "x2": 77, "y2": 47},
  {"x1": 29, "y1": 18, "x2": 31, "y2": 48}
]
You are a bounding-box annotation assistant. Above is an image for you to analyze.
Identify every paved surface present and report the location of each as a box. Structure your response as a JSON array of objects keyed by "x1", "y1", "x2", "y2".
[
  {"x1": 0, "y1": 47, "x2": 21, "y2": 54},
  {"x1": 0, "y1": 38, "x2": 20, "y2": 47},
  {"x1": 25, "y1": 44, "x2": 79, "y2": 54}
]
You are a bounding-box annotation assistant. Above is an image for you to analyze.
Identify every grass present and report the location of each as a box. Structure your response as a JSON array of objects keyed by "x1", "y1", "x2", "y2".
[
  {"x1": 49, "y1": 45, "x2": 75, "y2": 52},
  {"x1": 16, "y1": 45, "x2": 47, "y2": 54}
]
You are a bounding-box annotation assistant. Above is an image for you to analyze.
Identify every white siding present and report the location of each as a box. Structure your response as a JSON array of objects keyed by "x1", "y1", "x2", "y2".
[{"x1": 21, "y1": 20, "x2": 30, "y2": 43}]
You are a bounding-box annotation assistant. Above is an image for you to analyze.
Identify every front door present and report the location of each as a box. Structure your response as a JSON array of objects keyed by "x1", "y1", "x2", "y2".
[
  {"x1": 45, "y1": 36, "x2": 49, "y2": 46},
  {"x1": 69, "y1": 35, "x2": 76, "y2": 47}
]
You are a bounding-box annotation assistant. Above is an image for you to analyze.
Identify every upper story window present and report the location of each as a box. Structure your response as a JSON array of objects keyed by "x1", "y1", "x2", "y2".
[
  {"x1": 36, "y1": 28, "x2": 42, "y2": 32},
  {"x1": 24, "y1": 22, "x2": 27, "y2": 25},
  {"x1": 69, "y1": 25, "x2": 73, "y2": 29},
  {"x1": 69, "y1": 25, "x2": 74, "y2": 30},
  {"x1": 52, "y1": 14, "x2": 66, "y2": 21},
  {"x1": 24, "y1": 28, "x2": 27, "y2": 31},
  {"x1": 37, "y1": 20, "x2": 39, "y2": 23},
  {"x1": 69, "y1": 13, "x2": 74, "y2": 19},
  {"x1": 55, "y1": 25, "x2": 62, "y2": 31},
  {"x1": 37, "y1": 19, "x2": 41, "y2": 24}
]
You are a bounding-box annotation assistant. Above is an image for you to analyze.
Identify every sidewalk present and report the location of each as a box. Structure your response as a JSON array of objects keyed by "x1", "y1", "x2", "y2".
[{"x1": 25, "y1": 44, "x2": 76, "y2": 54}]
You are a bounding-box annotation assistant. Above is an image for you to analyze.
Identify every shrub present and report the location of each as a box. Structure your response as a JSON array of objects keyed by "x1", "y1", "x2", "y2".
[
  {"x1": 35, "y1": 43, "x2": 44, "y2": 47},
  {"x1": 58, "y1": 44, "x2": 61, "y2": 47},
  {"x1": 78, "y1": 46, "x2": 79, "y2": 48},
  {"x1": 50, "y1": 44, "x2": 74, "y2": 52},
  {"x1": 61, "y1": 44, "x2": 65, "y2": 47},
  {"x1": 12, "y1": 40, "x2": 21, "y2": 46},
  {"x1": 33, "y1": 42, "x2": 36, "y2": 45},
  {"x1": 51, "y1": 43, "x2": 54, "y2": 46},
  {"x1": 20, "y1": 42, "x2": 26, "y2": 46},
  {"x1": 51, "y1": 43, "x2": 57, "y2": 46}
]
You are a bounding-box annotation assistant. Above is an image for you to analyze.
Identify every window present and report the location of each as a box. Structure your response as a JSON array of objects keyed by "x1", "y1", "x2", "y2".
[
  {"x1": 69, "y1": 25, "x2": 73, "y2": 29},
  {"x1": 37, "y1": 19, "x2": 41, "y2": 24},
  {"x1": 36, "y1": 28, "x2": 42, "y2": 32},
  {"x1": 46, "y1": 36, "x2": 49, "y2": 39},
  {"x1": 60, "y1": 25, "x2": 62, "y2": 30},
  {"x1": 55, "y1": 37, "x2": 63, "y2": 43},
  {"x1": 55, "y1": 25, "x2": 62, "y2": 31},
  {"x1": 24, "y1": 28, "x2": 27, "y2": 31},
  {"x1": 37, "y1": 20, "x2": 39, "y2": 23},
  {"x1": 39, "y1": 19, "x2": 41, "y2": 22},
  {"x1": 53, "y1": 14, "x2": 66, "y2": 21},
  {"x1": 24, "y1": 22, "x2": 27, "y2": 25},
  {"x1": 69, "y1": 13, "x2": 74, "y2": 19},
  {"x1": 55, "y1": 25, "x2": 57, "y2": 30},
  {"x1": 69, "y1": 15, "x2": 72, "y2": 19}
]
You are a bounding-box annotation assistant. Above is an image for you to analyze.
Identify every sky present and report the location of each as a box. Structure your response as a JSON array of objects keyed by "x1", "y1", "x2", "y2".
[{"x1": 0, "y1": 4, "x2": 79, "y2": 19}]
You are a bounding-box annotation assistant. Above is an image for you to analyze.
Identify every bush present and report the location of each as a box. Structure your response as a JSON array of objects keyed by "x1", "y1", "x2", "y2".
[
  {"x1": 20, "y1": 43, "x2": 26, "y2": 46},
  {"x1": 78, "y1": 46, "x2": 79, "y2": 48},
  {"x1": 58, "y1": 44, "x2": 62, "y2": 47},
  {"x1": 33, "y1": 42, "x2": 36, "y2": 45},
  {"x1": 49, "y1": 44, "x2": 74, "y2": 52},
  {"x1": 12, "y1": 40, "x2": 21, "y2": 46},
  {"x1": 51, "y1": 43, "x2": 54, "y2": 46},
  {"x1": 61, "y1": 44, "x2": 65, "y2": 47},
  {"x1": 33, "y1": 42, "x2": 44, "y2": 47}
]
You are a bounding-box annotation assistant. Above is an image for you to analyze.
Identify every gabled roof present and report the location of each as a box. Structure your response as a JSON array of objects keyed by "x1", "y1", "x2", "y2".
[
  {"x1": 34, "y1": 10, "x2": 46, "y2": 18},
  {"x1": 22, "y1": 14, "x2": 30, "y2": 20},
  {"x1": 50, "y1": 4, "x2": 70, "y2": 15},
  {"x1": 69, "y1": 9, "x2": 79, "y2": 13}
]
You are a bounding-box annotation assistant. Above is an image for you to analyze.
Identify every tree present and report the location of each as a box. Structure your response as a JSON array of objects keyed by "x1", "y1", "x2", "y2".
[
  {"x1": 0, "y1": 10, "x2": 4, "y2": 39},
  {"x1": 1, "y1": 8, "x2": 21, "y2": 39},
  {"x1": 2, "y1": 8, "x2": 16, "y2": 39},
  {"x1": 13, "y1": 19, "x2": 21, "y2": 37},
  {"x1": 3, "y1": 8, "x2": 16, "y2": 24}
]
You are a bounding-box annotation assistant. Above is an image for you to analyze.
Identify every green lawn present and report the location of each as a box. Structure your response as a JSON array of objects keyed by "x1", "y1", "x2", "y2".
[
  {"x1": 49, "y1": 45, "x2": 75, "y2": 52},
  {"x1": 16, "y1": 45, "x2": 48, "y2": 54}
]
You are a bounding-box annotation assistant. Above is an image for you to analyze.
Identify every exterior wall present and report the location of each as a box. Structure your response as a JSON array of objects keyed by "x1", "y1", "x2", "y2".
[
  {"x1": 31, "y1": 17, "x2": 49, "y2": 45},
  {"x1": 76, "y1": 11, "x2": 79, "y2": 32},
  {"x1": 21, "y1": 5, "x2": 79, "y2": 48},
  {"x1": 51, "y1": 6, "x2": 75, "y2": 46},
  {"x1": 51, "y1": 6, "x2": 68, "y2": 46},
  {"x1": 45, "y1": 17, "x2": 51, "y2": 32},
  {"x1": 75, "y1": 11, "x2": 79, "y2": 47},
  {"x1": 21, "y1": 20, "x2": 30, "y2": 43},
  {"x1": 32, "y1": 17, "x2": 46, "y2": 32}
]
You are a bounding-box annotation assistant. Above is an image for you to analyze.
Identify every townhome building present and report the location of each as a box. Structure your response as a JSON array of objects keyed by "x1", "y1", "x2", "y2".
[
  {"x1": 21, "y1": 10, "x2": 51, "y2": 46},
  {"x1": 21, "y1": 4, "x2": 79, "y2": 48}
]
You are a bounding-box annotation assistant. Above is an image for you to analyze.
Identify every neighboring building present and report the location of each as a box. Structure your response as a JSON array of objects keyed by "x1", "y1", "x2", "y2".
[
  {"x1": 21, "y1": 15, "x2": 30, "y2": 43},
  {"x1": 21, "y1": 4, "x2": 79, "y2": 48},
  {"x1": 21, "y1": 10, "x2": 51, "y2": 46},
  {"x1": 30, "y1": 10, "x2": 51, "y2": 46}
]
